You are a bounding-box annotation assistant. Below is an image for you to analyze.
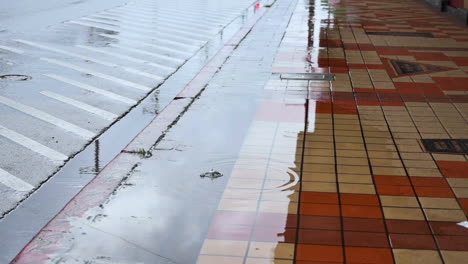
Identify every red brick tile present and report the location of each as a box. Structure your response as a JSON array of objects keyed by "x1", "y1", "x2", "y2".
[
  {"x1": 342, "y1": 205, "x2": 383, "y2": 219},
  {"x1": 252, "y1": 227, "x2": 296, "y2": 243},
  {"x1": 340, "y1": 194, "x2": 380, "y2": 206},
  {"x1": 302, "y1": 192, "x2": 339, "y2": 204},
  {"x1": 298, "y1": 229, "x2": 343, "y2": 246},
  {"x1": 437, "y1": 161, "x2": 468, "y2": 178},
  {"x1": 374, "y1": 176, "x2": 410, "y2": 186},
  {"x1": 256, "y1": 213, "x2": 298, "y2": 228},
  {"x1": 410, "y1": 177, "x2": 450, "y2": 187},
  {"x1": 413, "y1": 186, "x2": 454, "y2": 198},
  {"x1": 389, "y1": 233, "x2": 437, "y2": 249},
  {"x1": 386, "y1": 220, "x2": 431, "y2": 235},
  {"x1": 430, "y1": 221, "x2": 468, "y2": 236},
  {"x1": 459, "y1": 198, "x2": 468, "y2": 214},
  {"x1": 300, "y1": 215, "x2": 341, "y2": 230},
  {"x1": 343, "y1": 217, "x2": 386, "y2": 233},
  {"x1": 300, "y1": 203, "x2": 341, "y2": 217},
  {"x1": 297, "y1": 244, "x2": 344, "y2": 262},
  {"x1": 377, "y1": 185, "x2": 416, "y2": 196},
  {"x1": 344, "y1": 231, "x2": 389, "y2": 248},
  {"x1": 345, "y1": 247, "x2": 394, "y2": 264},
  {"x1": 436, "y1": 235, "x2": 468, "y2": 250}
]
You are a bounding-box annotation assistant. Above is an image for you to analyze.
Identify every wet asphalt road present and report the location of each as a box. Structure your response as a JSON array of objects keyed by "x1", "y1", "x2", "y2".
[{"x1": 0, "y1": 0, "x2": 258, "y2": 217}]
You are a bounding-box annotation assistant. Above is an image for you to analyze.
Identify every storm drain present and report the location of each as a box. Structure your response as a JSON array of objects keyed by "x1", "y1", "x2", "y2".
[
  {"x1": 280, "y1": 73, "x2": 335, "y2": 81},
  {"x1": 0, "y1": 74, "x2": 32, "y2": 81},
  {"x1": 421, "y1": 139, "x2": 468, "y2": 155}
]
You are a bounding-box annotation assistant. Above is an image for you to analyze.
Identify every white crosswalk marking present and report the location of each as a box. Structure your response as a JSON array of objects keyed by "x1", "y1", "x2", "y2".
[
  {"x1": 0, "y1": 45, "x2": 24, "y2": 54},
  {"x1": 14, "y1": 39, "x2": 164, "y2": 81},
  {"x1": 0, "y1": 95, "x2": 95, "y2": 139},
  {"x1": 0, "y1": 168, "x2": 34, "y2": 192},
  {"x1": 0, "y1": 125, "x2": 68, "y2": 164},
  {"x1": 41, "y1": 91, "x2": 118, "y2": 121},
  {"x1": 41, "y1": 58, "x2": 151, "y2": 91},
  {"x1": 109, "y1": 44, "x2": 185, "y2": 63},
  {"x1": 44, "y1": 74, "x2": 137, "y2": 105}
]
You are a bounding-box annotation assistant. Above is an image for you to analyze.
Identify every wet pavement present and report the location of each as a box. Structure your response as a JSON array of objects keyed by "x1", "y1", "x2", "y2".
[
  {"x1": 0, "y1": 0, "x2": 261, "y2": 217},
  {"x1": 6, "y1": 0, "x2": 468, "y2": 263}
]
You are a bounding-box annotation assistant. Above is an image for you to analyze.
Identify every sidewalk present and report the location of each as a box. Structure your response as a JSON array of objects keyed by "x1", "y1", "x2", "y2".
[{"x1": 12, "y1": 0, "x2": 468, "y2": 263}]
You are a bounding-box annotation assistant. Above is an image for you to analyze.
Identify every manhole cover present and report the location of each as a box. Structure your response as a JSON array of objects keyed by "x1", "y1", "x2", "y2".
[
  {"x1": 421, "y1": 139, "x2": 468, "y2": 155},
  {"x1": 0, "y1": 74, "x2": 32, "y2": 81},
  {"x1": 280, "y1": 73, "x2": 335, "y2": 81}
]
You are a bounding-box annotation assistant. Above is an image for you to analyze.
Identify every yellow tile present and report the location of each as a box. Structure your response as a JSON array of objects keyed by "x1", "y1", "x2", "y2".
[
  {"x1": 424, "y1": 209, "x2": 467, "y2": 222},
  {"x1": 339, "y1": 183, "x2": 376, "y2": 194},
  {"x1": 393, "y1": 249, "x2": 442, "y2": 264},
  {"x1": 338, "y1": 174, "x2": 373, "y2": 184},
  {"x1": 383, "y1": 207, "x2": 425, "y2": 220},
  {"x1": 337, "y1": 165, "x2": 371, "y2": 175},
  {"x1": 372, "y1": 167, "x2": 406, "y2": 176},
  {"x1": 197, "y1": 256, "x2": 244, "y2": 264},
  {"x1": 419, "y1": 197, "x2": 460, "y2": 209},
  {"x1": 380, "y1": 196, "x2": 419, "y2": 208},
  {"x1": 441, "y1": 251, "x2": 468, "y2": 264},
  {"x1": 302, "y1": 182, "x2": 337, "y2": 192},
  {"x1": 200, "y1": 240, "x2": 248, "y2": 257},
  {"x1": 248, "y1": 242, "x2": 295, "y2": 259}
]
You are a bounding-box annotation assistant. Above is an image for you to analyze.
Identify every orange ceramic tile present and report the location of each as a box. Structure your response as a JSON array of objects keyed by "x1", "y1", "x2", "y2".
[
  {"x1": 341, "y1": 205, "x2": 383, "y2": 219},
  {"x1": 340, "y1": 193, "x2": 380, "y2": 206},
  {"x1": 437, "y1": 161, "x2": 468, "y2": 178},
  {"x1": 301, "y1": 192, "x2": 339, "y2": 204},
  {"x1": 296, "y1": 244, "x2": 344, "y2": 262},
  {"x1": 345, "y1": 247, "x2": 394, "y2": 264},
  {"x1": 300, "y1": 203, "x2": 341, "y2": 217}
]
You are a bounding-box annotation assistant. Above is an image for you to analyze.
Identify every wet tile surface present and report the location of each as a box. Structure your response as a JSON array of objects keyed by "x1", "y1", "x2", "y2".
[{"x1": 10, "y1": 0, "x2": 468, "y2": 263}]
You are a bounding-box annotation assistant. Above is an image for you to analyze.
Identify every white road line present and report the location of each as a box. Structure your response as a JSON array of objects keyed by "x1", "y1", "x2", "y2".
[
  {"x1": 80, "y1": 17, "x2": 208, "y2": 40},
  {"x1": 118, "y1": 7, "x2": 224, "y2": 22},
  {"x1": 0, "y1": 95, "x2": 95, "y2": 139},
  {"x1": 45, "y1": 74, "x2": 136, "y2": 105},
  {"x1": 0, "y1": 124, "x2": 68, "y2": 163},
  {"x1": 98, "y1": 34, "x2": 195, "y2": 54},
  {"x1": 102, "y1": 10, "x2": 218, "y2": 27},
  {"x1": 98, "y1": 11, "x2": 214, "y2": 30},
  {"x1": 75, "y1": 45, "x2": 175, "y2": 71},
  {"x1": 41, "y1": 57, "x2": 151, "y2": 91},
  {"x1": 0, "y1": 168, "x2": 34, "y2": 192},
  {"x1": 82, "y1": 17, "x2": 210, "y2": 38},
  {"x1": 90, "y1": 14, "x2": 212, "y2": 34},
  {"x1": 0, "y1": 45, "x2": 24, "y2": 54},
  {"x1": 99, "y1": 33, "x2": 200, "y2": 52},
  {"x1": 67, "y1": 20, "x2": 205, "y2": 45},
  {"x1": 15, "y1": 39, "x2": 164, "y2": 81},
  {"x1": 109, "y1": 44, "x2": 184, "y2": 63},
  {"x1": 41, "y1": 91, "x2": 118, "y2": 121}
]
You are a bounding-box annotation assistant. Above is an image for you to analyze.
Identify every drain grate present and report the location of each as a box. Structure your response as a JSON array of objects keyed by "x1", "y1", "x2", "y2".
[
  {"x1": 0, "y1": 74, "x2": 32, "y2": 81},
  {"x1": 280, "y1": 73, "x2": 335, "y2": 81},
  {"x1": 421, "y1": 139, "x2": 468, "y2": 155}
]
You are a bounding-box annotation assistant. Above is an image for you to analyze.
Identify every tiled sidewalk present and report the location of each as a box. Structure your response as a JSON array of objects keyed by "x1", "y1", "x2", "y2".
[{"x1": 197, "y1": 0, "x2": 468, "y2": 263}]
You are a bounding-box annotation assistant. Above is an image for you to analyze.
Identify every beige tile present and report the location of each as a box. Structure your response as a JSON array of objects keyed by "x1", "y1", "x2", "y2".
[
  {"x1": 339, "y1": 183, "x2": 376, "y2": 194},
  {"x1": 337, "y1": 165, "x2": 371, "y2": 175},
  {"x1": 367, "y1": 144, "x2": 397, "y2": 151},
  {"x1": 302, "y1": 172, "x2": 336, "y2": 182},
  {"x1": 303, "y1": 164, "x2": 335, "y2": 173},
  {"x1": 441, "y1": 251, "x2": 468, "y2": 264},
  {"x1": 201, "y1": 240, "x2": 248, "y2": 257},
  {"x1": 218, "y1": 199, "x2": 258, "y2": 212},
  {"x1": 368, "y1": 151, "x2": 400, "y2": 159},
  {"x1": 403, "y1": 160, "x2": 438, "y2": 168},
  {"x1": 304, "y1": 148, "x2": 335, "y2": 156},
  {"x1": 393, "y1": 249, "x2": 442, "y2": 264},
  {"x1": 447, "y1": 178, "x2": 468, "y2": 188},
  {"x1": 419, "y1": 197, "x2": 460, "y2": 209},
  {"x1": 197, "y1": 255, "x2": 243, "y2": 264},
  {"x1": 380, "y1": 196, "x2": 419, "y2": 208},
  {"x1": 407, "y1": 168, "x2": 442, "y2": 177},
  {"x1": 452, "y1": 187, "x2": 468, "y2": 198},
  {"x1": 400, "y1": 153, "x2": 432, "y2": 160},
  {"x1": 248, "y1": 242, "x2": 295, "y2": 259},
  {"x1": 432, "y1": 154, "x2": 466, "y2": 161},
  {"x1": 338, "y1": 174, "x2": 373, "y2": 184},
  {"x1": 383, "y1": 207, "x2": 425, "y2": 220},
  {"x1": 302, "y1": 182, "x2": 337, "y2": 192},
  {"x1": 336, "y1": 143, "x2": 365, "y2": 150},
  {"x1": 337, "y1": 157, "x2": 368, "y2": 166},
  {"x1": 259, "y1": 201, "x2": 298, "y2": 214},
  {"x1": 372, "y1": 167, "x2": 406, "y2": 176},
  {"x1": 370, "y1": 159, "x2": 403, "y2": 167},
  {"x1": 424, "y1": 209, "x2": 467, "y2": 222},
  {"x1": 246, "y1": 259, "x2": 292, "y2": 264},
  {"x1": 336, "y1": 150, "x2": 367, "y2": 157}
]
